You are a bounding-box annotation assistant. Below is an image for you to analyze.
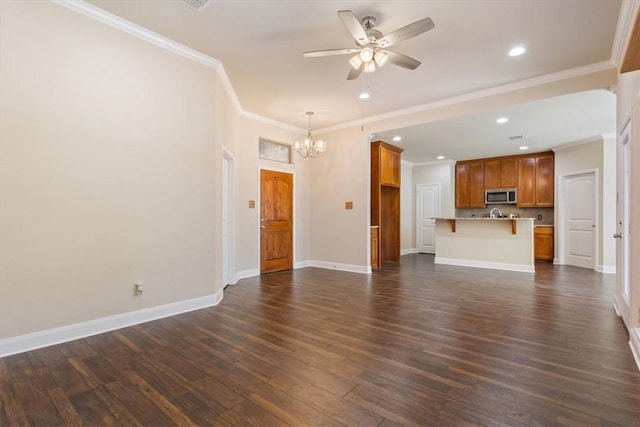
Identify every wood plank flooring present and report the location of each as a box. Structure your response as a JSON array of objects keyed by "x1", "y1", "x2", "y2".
[{"x1": 1, "y1": 254, "x2": 639, "y2": 426}]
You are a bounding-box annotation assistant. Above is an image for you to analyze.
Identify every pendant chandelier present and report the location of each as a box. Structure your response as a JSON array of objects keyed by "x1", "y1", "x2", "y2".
[{"x1": 294, "y1": 111, "x2": 326, "y2": 158}]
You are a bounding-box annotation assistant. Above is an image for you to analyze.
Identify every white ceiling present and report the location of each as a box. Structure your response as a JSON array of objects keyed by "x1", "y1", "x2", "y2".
[{"x1": 88, "y1": 0, "x2": 622, "y2": 162}]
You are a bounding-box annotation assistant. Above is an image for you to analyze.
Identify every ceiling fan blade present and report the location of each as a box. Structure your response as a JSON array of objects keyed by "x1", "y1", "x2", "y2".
[
  {"x1": 385, "y1": 50, "x2": 422, "y2": 70},
  {"x1": 347, "y1": 64, "x2": 363, "y2": 80},
  {"x1": 337, "y1": 10, "x2": 369, "y2": 45},
  {"x1": 377, "y1": 17, "x2": 435, "y2": 48},
  {"x1": 303, "y1": 48, "x2": 360, "y2": 57}
]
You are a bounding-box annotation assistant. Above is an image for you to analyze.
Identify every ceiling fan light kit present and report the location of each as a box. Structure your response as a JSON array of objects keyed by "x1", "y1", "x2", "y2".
[{"x1": 303, "y1": 10, "x2": 435, "y2": 80}]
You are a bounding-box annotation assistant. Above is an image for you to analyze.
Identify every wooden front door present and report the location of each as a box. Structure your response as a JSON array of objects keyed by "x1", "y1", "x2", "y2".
[{"x1": 260, "y1": 170, "x2": 293, "y2": 273}]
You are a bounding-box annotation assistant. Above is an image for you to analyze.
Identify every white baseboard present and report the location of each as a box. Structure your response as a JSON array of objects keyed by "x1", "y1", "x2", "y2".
[
  {"x1": 401, "y1": 248, "x2": 418, "y2": 256},
  {"x1": 307, "y1": 260, "x2": 370, "y2": 274},
  {"x1": 294, "y1": 260, "x2": 312, "y2": 269},
  {"x1": 613, "y1": 299, "x2": 621, "y2": 317},
  {"x1": 0, "y1": 291, "x2": 223, "y2": 358},
  {"x1": 235, "y1": 268, "x2": 259, "y2": 281},
  {"x1": 629, "y1": 327, "x2": 640, "y2": 372},
  {"x1": 597, "y1": 264, "x2": 616, "y2": 274},
  {"x1": 435, "y1": 257, "x2": 535, "y2": 273}
]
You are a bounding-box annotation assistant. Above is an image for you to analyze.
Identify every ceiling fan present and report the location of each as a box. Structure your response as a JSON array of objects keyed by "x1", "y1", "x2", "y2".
[{"x1": 303, "y1": 10, "x2": 435, "y2": 80}]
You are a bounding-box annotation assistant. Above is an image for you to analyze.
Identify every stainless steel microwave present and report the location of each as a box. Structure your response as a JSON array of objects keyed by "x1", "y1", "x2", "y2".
[{"x1": 485, "y1": 188, "x2": 517, "y2": 204}]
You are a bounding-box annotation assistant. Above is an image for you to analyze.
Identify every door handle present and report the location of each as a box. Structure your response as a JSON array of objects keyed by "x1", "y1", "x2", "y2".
[
  {"x1": 260, "y1": 225, "x2": 266, "y2": 229},
  {"x1": 613, "y1": 233, "x2": 622, "y2": 239}
]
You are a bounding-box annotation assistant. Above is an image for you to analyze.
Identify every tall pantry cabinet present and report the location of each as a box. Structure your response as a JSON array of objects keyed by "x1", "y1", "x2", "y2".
[{"x1": 371, "y1": 141, "x2": 403, "y2": 266}]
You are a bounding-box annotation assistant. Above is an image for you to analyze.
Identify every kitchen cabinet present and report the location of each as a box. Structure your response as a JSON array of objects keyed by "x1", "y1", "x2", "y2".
[
  {"x1": 484, "y1": 158, "x2": 517, "y2": 189},
  {"x1": 534, "y1": 226, "x2": 554, "y2": 261},
  {"x1": 517, "y1": 153, "x2": 554, "y2": 207},
  {"x1": 371, "y1": 141, "x2": 403, "y2": 262},
  {"x1": 455, "y1": 161, "x2": 485, "y2": 208},
  {"x1": 371, "y1": 226, "x2": 379, "y2": 269},
  {"x1": 535, "y1": 154, "x2": 554, "y2": 206},
  {"x1": 380, "y1": 146, "x2": 401, "y2": 186}
]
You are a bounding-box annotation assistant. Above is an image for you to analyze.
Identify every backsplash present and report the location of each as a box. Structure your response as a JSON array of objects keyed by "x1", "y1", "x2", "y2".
[{"x1": 455, "y1": 206, "x2": 554, "y2": 225}]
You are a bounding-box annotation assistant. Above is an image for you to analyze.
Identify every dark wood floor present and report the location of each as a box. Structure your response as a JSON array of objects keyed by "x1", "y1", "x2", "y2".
[{"x1": 2, "y1": 254, "x2": 639, "y2": 426}]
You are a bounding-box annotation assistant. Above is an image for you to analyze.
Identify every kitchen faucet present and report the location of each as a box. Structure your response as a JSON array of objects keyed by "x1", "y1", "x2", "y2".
[{"x1": 489, "y1": 207, "x2": 503, "y2": 218}]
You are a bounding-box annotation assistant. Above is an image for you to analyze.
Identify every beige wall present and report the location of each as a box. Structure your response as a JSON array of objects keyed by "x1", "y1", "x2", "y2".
[
  {"x1": 0, "y1": 1, "x2": 307, "y2": 340},
  {"x1": 310, "y1": 126, "x2": 370, "y2": 268}
]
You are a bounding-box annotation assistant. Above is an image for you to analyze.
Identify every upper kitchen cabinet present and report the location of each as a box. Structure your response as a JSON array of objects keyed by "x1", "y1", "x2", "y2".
[
  {"x1": 456, "y1": 151, "x2": 553, "y2": 209},
  {"x1": 517, "y1": 152, "x2": 554, "y2": 207},
  {"x1": 378, "y1": 143, "x2": 402, "y2": 187},
  {"x1": 484, "y1": 158, "x2": 517, "y2": 189},
  {"x1": 455, "y1": 161, "x2": 485, "y2": 208}
]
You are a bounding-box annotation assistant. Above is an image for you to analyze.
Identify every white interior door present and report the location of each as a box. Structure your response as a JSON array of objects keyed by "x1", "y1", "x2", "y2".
[
  {"x1": 416, "y1": 183, "x2": 440, "y2": 254},
  {"x1": 564, "y1": 172, "x2": 596, "y2": 269}
]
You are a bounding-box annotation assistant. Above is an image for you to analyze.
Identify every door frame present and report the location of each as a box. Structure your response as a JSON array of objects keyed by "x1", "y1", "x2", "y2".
[
  {"x1": 557, "y1": 169, "x2": 598, "y2": 269},
  {"x1": 615, "y1": 111, "x2": 632, "y2": 324},
  {"x1": 222, "y1": 148, "x2": 236, "y2": 286},
  {"x1": 415, "y1": 182, "x2": 441, "y2": 254},
  {"x1": 258, "y1": 166, "x2": 296, "y2": 272}
]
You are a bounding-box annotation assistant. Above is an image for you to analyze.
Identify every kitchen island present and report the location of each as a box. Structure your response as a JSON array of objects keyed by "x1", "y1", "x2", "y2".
[{"x1": 434, "y1": 218, "x2": 536, "y2": 273}]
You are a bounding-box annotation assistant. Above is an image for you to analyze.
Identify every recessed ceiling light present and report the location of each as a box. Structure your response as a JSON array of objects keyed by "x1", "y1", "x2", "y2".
[
  {"x1": 509, "y1": 46, "x2": 526, "y2": 57},
  {"x1": 519, "y1": 145, "x2": 528, "y2": 150},
  {"x1": 437, "y1": 155, "x2": 445, "y2": 160},
  {"x1": 359, "y1": 91, "x2": 370, "y2": 100},
  {"x1": 393, "y1": 136, "x2": 402, "y2": 142},
  {"x1": 496, "y1": 117, "x2": 509, "y2": 124}
]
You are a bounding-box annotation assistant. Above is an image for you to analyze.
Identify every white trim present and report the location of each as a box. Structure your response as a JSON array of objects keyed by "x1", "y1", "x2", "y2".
[
  {"x1": 411, "y1": 159, "x2": 456, "y2": 167},
  {"x1": 553, "y1": 135, "x2": 605, "y2": 152},
  {"x1": 401, "y1": 248, "x2": 418, "y2": 256},
  {"x1": 222, "y1": 148, "x2": 236, "y2": 287},
  {"x1": 629, "y1": 328, "x2": 640, "y2": 372},
  {"x1": 319, "y1": 61, "x2": 615, "y2": 134},
  {"x1": 611, "y1": 0, "x2": 640, "y2": 67},
  {"x1": 435, "y1": 256, "x2": 535, "y2": 273},
  {"x1": 55, "y1": 0, "x2": 619, "y2": 137},
  {"x1": 597, "y1": 264, "x2": 616, "y2": 274},
  {"x1": 235, "y1": 269, "x2": 259, "y2": 281},
  {"x1": 0, "y1": 291, "x2": 223, "y2": 357},
  {"x1": 613, "y1": 300, "x2": 621, "y2": 317},
  {"x1": 307, "y1": 260, "x2": 371, "y2": 274}
]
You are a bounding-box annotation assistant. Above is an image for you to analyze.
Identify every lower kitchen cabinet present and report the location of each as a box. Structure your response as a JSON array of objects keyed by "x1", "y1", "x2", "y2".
[{"x1": 534, "y1": 226, "x2": 554, "y2": 261}]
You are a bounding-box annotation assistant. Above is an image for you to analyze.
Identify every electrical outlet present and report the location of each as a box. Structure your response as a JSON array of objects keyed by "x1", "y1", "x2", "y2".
[
  {"x1": 537, "y1": 214, "x2": 542, "y2": 220},
  {"x1": 134, "y1": 283, "x2": 143, "y2": 296}
]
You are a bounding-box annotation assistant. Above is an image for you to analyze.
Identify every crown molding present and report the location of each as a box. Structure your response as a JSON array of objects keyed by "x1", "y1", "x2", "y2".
[
  {"x1": 611, "y1": 0, "x2": 640, "y2": 67},
  {"x1": 319, "y1": 60, "x2": 616, "y2": 134},
  {"x1": 54, "y1": 0, "x2": 619, "y2": 138}
]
